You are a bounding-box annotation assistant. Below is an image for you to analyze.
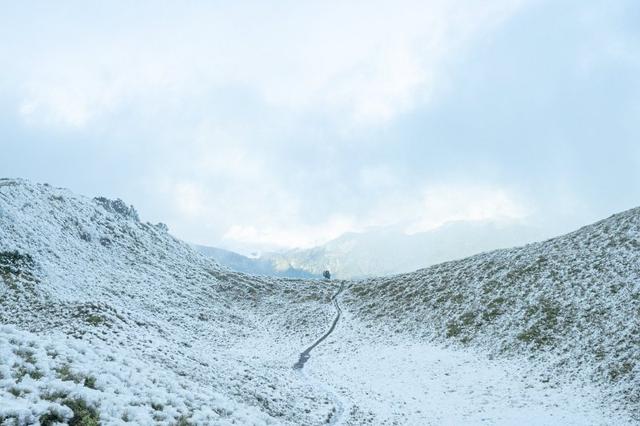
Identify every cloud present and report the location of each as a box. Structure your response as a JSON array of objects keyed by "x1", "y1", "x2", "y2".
[
  {"x1": 406, "y1": 184, "x2": 529, "y2": 234},
  {"x1": 172, "y1": 181, "x2": 207, "y2": 218},
  {"x1": 6, "y1": 0, "x2": 638, "y2": 255},
  {"x1": 223, "y1": 215, "x2": 356, "y2": 251},
  {"x1": 9, "y1": 0, "x2": 525, "y2": 130},
  {"x1": 216, "y1": 181, "x2": 529, "y2": 250}
]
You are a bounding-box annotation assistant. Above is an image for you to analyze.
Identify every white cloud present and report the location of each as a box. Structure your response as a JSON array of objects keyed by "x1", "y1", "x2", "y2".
[
  {"x1": 172, "y1": 181, "x2": 207, "y2": 218},
  {"x1": 406, "y1": 184, "x2": 529, "y2": 234},
  {"x1": 223, "y1": 215, "x2": 357, "y2": 251},
  {"x1": 12, "y1": 0, "x2": 525, "y2": 129},
  {"x1": 216, "y1": 181, "x2": 529, "y2": 250}
]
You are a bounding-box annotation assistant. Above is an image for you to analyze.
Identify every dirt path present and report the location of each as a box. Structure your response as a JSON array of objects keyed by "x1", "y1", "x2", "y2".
[{"x1": 293, "y1": 281, "x2": 345, "y2": 369}]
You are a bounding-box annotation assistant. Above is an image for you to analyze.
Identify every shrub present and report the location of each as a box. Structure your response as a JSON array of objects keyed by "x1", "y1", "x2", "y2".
[
  {"x1": 0, "y1": 251, "x2": 35, "y2": 276},
  {"x1": 84, "y1": 375, "x2": 97, "y2": 389},
  {"x1": 63, "y1": 398, "x2": 100, "y2": 426},
  {"x1": 85, "y1": 315, "x2": 105, "y2": 326},
  {"x1": 446, "y1": 322, "x2": 462, "y2": 338}
]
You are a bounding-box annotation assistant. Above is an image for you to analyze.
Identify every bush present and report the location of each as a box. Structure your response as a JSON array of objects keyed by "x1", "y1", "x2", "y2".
[
  {"x1": 63, "y1": 398, "x2": 100, "y2": 426},
  {"x1": 0, "y1": 251, "x2": 34, "y2": 276}
]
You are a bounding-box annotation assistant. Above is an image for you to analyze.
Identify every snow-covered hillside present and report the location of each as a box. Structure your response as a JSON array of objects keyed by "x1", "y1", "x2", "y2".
[
  {"x1": 0, "y1": 179, "x2": 340, "y2": 425},
  {"x1": 342, "y1": 208, "x2": 640, "y2": 417},
  {"x1": 1, "y1": 178, "x2": 638, "y2": 425}
]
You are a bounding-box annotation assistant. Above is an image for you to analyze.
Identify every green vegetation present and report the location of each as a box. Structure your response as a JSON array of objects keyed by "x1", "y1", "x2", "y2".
[
  {"x1": 609, "y1": 362, "x2": 634, "y2": 382},
  {"x1": 38, "y1": 394, "x2": 100, "y2": 426},
  {"x1": 13, "y1": 364, "x2": 43, "y2": 381},
  {"x1": 39, "y1": 411, "x2": 66, "y2": 426},
  {"x1": 482, "y1": 297, "x2": 505, "y2": 321},
  {"x1": 42, "y1": 391, "x2": 70, "y2": 402},
  {"x1": 0, "y1": 250, "x2": 34, "y2": 276},
  {"x1": 175, "y1": 415, "x2": 194, "y2": 426},
  {"x1": 63, "y1": 398, "x2": 100, "y2": 426},
  {"x1": 14, "y1": 348, "x2": 36, "y2": 364},
  {"x1": 0, "y1": 250, "x2": 37, "y2": 292},
  {"x1": 84, "y1": 375, "x2": 97, "y2": 389},
  {"x1": 54, "y1": 364, "x2": 98, "y2": 389},
  {"x1": 445, "y1": 321, "x2": 461, "y2": 338},
  {"x1": 85, "y1": 314, "x2": 105, "y2": 326},
  {"x1": 517, "y1": 298, "x2": 561, "y2": 348},
  {"x1": 56, "y1": 364, "x2": 84, "y2": 383}
]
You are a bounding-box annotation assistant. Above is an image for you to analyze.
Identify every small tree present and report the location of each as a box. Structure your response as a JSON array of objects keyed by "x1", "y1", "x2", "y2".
[{"x1": 322, "y1": 270, "x2": 331, "y2": 280}]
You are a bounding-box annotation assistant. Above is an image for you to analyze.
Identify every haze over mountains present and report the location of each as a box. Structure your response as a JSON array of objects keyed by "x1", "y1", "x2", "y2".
[
  {"x1": 1, "y1": 179, "x2": 639, "y2": 425},
  {"x1": 192, "y1": 244, "x2": 319, "y2": 279},
  {"x1": 198, "y1": 220, "x2": 546, "y2": 279}
]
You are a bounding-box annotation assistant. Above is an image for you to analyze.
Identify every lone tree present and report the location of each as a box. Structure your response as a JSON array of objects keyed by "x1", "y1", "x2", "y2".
[{"x1": 322, "y1": 270, "x2": 331, "y2": 280}]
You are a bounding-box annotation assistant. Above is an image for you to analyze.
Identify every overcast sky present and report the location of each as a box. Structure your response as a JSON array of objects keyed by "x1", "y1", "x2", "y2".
[{"x1": 2, "y1": 0, "x2": 639, "y2": 253}]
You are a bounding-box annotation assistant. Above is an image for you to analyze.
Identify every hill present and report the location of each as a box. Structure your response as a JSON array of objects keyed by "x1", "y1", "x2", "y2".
[
  {"x1": 0, "y1": 178, "x2": 638, "y2": 424},
  {"x1": 342, "y1": 207, "x2": 640, "y2": 415},
  {"x1": 0, "y1": 178, "x2": 339, "y2": 425}
]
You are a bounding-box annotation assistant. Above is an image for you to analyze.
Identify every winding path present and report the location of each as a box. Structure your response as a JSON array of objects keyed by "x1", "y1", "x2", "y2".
[{"x1": 293, "y1": 281, "x2": 345, "y2": 369}]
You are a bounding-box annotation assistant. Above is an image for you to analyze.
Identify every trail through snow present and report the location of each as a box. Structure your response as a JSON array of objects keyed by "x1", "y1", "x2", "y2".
[
  {"x1": 293, "y1": 281, "x2": 345, "y2": 370},
  {"x1": 293, "y1": 281, "x2": 348, "y2": 425}
]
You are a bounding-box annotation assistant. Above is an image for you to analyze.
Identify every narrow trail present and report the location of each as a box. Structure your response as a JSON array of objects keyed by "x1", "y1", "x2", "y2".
[
  {"x1": 293, "y1": 280, "x2": 348, "y2": 425},
  {"x1": 293, "y1": 280, "x2": 345, "y2": 370}
]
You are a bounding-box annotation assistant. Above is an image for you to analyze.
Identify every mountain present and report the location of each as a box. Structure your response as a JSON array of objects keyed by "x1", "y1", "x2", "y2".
[
  {"x1": 192, "y1": 244, "x2": 319, "y2": 279},
  {"x1": 1, "y1": 178, "x2": 638, "y2": 424},
  {"x1": 263, "y1": 220, "x2": 546, "y2": 279}
]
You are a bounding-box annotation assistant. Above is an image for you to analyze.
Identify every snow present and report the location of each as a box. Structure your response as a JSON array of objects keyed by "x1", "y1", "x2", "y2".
[
  {"x1": 305, "y1": 313, "x2": 635, "y2": 425},
  {"x1": 0, "y1": 326, "x2": 272, "y2": 425},
  {"x1": 0, "y1": 178, "x2": 638, "y2": 425}
]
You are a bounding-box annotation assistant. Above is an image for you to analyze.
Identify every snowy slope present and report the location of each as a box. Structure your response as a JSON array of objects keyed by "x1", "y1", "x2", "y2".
[
  {"x1": 1, "y1": 178, "x2": 638, "y2": 425},
  {"x1": 342, "y1": 207, "x2": 640, "y2": 418},
  {"x1": 0, "y1": 179, "x2": 340, "y2": 425}
]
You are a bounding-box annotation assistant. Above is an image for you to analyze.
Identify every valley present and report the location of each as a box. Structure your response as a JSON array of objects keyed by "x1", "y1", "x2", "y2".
[{"x1": 0, "y1": 179, "x2": 638, "y2": 425}]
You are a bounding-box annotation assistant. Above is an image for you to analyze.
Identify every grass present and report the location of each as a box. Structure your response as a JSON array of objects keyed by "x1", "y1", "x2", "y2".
[
  {"x1": 175, "y1": 415, "x2": 194, "y2": 426},
  {"x1": 42, "y1": 390, "x2": 70, "y2": 401},
  {"x1": 609, "y1": 362, "x2": 635, "y2": 382},
  {"x1": 482, "y1": 297, "x2": 506, "y2": 321},
  {"x1": 0, "y1": 251, "x2": 38, "y2": 294},
  {"x1": 14, "y1": 348, "x2": 37, "y2": 364},
  {"x1": 63, "y1": 398, "x2": 100, "y2": 426},
  {"x1": 40, "y1": 394, "x2": 101, "y2": 425},
  {"x1": 55, "y1": 364, "x2": 98, "y2": 389},
  {"x1": 517, "y1": 298, "x2": 562, "y2": 347},
  {"x1": 56, "y1": 364, "x2": 84, "y2": 383},
  {"x1": 39, "y1": 411, "x2": 66, "y2": 425},
  {"x1": 0, "y1": 251, "x2": 35, "y2": 275},
  {"x1": 85, "y1": 314, "x2": 105, "y2": 326},
  {"x1": 446, "y1": 321, "x2": 462, "y2": 338},
  {"x1": 84, "y1": 375, "x2": 97, "y2": 389},
  {"x1": 13, "y1": 364, "x2": 44, "y2": 381}
]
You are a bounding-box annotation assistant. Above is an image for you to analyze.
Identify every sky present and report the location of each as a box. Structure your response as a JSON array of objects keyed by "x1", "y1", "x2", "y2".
[{"x1": 1, "y1": 0, "x2": 639, "y2": 254}]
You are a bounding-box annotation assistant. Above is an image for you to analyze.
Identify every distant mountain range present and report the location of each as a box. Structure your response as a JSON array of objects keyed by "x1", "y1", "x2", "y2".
[
  {"x1": 192, "y1": 244, "x2": 320, "y2": 278},
  {"x1": 198, "y1": 220, "x2": 547, "y2": 279}
]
